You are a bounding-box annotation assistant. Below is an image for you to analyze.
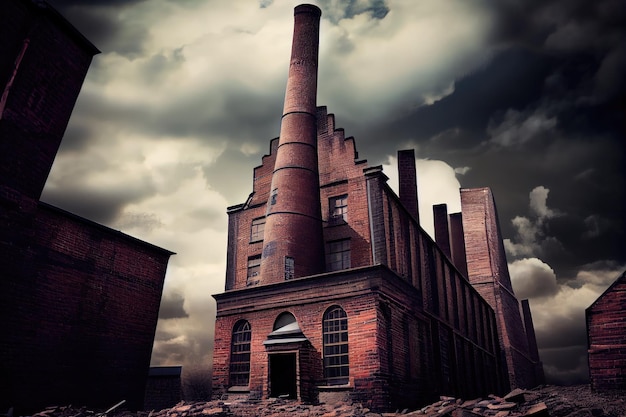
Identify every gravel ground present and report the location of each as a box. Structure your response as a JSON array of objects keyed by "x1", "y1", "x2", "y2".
[{"x1": 25, "y1": 385, "x2": 626, "y2": 417}]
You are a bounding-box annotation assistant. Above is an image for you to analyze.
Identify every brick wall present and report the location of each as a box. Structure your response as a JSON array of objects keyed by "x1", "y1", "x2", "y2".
[
  {"x1": 0, "y1": 0, "x2": 98, "y2": 201},
  {"x1": 213, "y1": 264, "x2": 503, "y2": 411},
  {"x1": 0, "y1": 203, "x2": 172, "y2": 411},
  {"x1": 144, "y1": 367, "x2": 182, "y2": 411},
  {"x1": 216, "y1": 112, "x2": 509, "y2": 409},
  {"x1": 461, "y1": 188, "x2": 544, "y2": 389},
  {"x1": 0, "y1": 1, "x2": 172, "y2": 411},
  {"x1": 586, "y1": 271, "x2": 626, "y2": 391}
]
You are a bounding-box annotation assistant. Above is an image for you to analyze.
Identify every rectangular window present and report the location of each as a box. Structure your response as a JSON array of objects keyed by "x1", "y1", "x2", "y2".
[
  {"x1": 329, "y1": 195, "x2": 348, "y2": 225},
  {"x1": 270, "y1": 188, "x2": 278, "y2": 205},
  {"x1": 247, "y1": 255, "x2": 261, "y2": 286},
  {"x1": 285, "y1": 256, "x2": 295, "y2": 280},
  {"x1": 250, "y1": 217, "x2": 265, "y2": 242},
  {"x1": 326, "y1": 239, "x2": 351, "y2": 272}
]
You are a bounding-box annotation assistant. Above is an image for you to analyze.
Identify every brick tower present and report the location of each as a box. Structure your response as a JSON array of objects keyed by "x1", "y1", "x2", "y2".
[
  {"x1": 259, "y1": 4, "x2": 324, "y2": 284},
  {"x1": 460, "y1": 188, "x2": 544, "y2": 390},
  {"x1": 212, "y1": 4, "x2": 542, "y2": 411}
]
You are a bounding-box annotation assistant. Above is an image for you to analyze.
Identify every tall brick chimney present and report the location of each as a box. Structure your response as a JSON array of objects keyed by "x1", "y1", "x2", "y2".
[
  {"x1": 398, "y1": 149, "x2": 420, "y2": 223},
  {"x1": 449, "y1": 212, "x2": 468, "y2": 278},
  {"x1": 259, "y1": 4, "x2": 324, "y2": 284},
  {"x1": 433, "y1": 203, "x2": 451, "y2": 258}
]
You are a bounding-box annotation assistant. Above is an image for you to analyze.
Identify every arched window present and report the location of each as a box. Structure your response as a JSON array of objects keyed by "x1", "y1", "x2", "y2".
[
  {"x1": 323, "y1": 306, "x2": 349, "y2": 385},
  {"x1": 230, "y1": 320, "x2": 251, "y2": 386}
]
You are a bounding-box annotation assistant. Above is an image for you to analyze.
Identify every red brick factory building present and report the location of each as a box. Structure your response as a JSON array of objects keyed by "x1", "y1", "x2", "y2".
[
  {"x1": 0, "y1": 0, "x2": 173, "y2": 412},
  {"x1": 212, "y1": 4, "x2": 544, "y2": 412},
  {"x1": 586, "y1": 270, "x2": 626, "y2": 391}
]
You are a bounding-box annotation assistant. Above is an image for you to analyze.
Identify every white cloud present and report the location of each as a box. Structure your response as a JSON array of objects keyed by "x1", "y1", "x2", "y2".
[
  {"x1": 504, "y1": 186, "x2": 564, "y2": 259},
  {"x1": 510, "y1": 258, "x2": 626, "y2": 383},
  {"x1": 454, "y1": 166, "x2": 471, "y2": 175},
  {"x1": 318, "y1": 0, "x2": 494, "y2": 124},
  {"x1": 529, "y1": 186, "x2": 555, "y2": 218},
  {"x1": 509, "y1": 258, "x2": 558, "y2": 300}
]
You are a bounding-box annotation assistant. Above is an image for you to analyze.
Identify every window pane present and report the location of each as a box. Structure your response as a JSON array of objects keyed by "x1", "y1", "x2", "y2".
[
  {"x1": 230, "y1": 320, "x2": 251, "y2": 386},
  {"x1": 285, "y1": 256, "x2": 295, "y2": 280},
  {"x1": 326, "y1": 239, "x2": 351, "y2": 272},
  {"x1": 247, "y1": 256, "x2": 261, "y2": 286},
  {"x1": 329, "y1": 195, "x2": 348, "y2": 224},
  {"x1": 250, "y1": 218, "x2": 265, "y2": 242},
  {"x1": 323, "y1": 307, "x2": 349, "y2": 385}
]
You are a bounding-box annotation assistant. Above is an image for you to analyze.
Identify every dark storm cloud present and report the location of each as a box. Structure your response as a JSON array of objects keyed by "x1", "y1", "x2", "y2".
[
  {"x1": 540, "y1": 345, "x2": 589, "y2": 385},
  {"x1": 318, "y1": 0, "x2": 389, "y2": 24},
  {"x1": 47, "y1": 0, "x2": 150, "y2": 56},
  {"x1": 159, "y1": 292, "x2": 188, "y2": 320},
  {"x1": 343, "y1": 0, "x2": 625, "y2": 282},
  {"x1": 42, "y1": 182, "x2": 156, "y2": 225},
  {"x1": 358, "y1": 47, "x2": 554, "y2": 159},
  {"x1": 147, "y1": 87, "x2": 284, "y2": 144},
  {"x1": 535, "y1": 310, "x2": 587, "y2": 350}
]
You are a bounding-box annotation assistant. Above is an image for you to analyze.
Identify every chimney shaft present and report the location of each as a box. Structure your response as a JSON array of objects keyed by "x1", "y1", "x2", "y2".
[
  {"x1": 433, "y1": 203, "x2": 451, "y2": 258},
  {"x1": 259, "y1": 5, "x2": 324, "y2": 284},
  {"x1": 449, "y1": 212, "x2": 468, "y2": 278},
  {"x1": 398, "y1": 149, "x2": 420, "y2": 223}
]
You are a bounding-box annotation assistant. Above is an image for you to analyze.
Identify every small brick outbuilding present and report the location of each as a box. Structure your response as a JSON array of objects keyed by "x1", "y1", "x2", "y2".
[{"x1": 586, "y1": 270, "x2": 626, "y2": 391}]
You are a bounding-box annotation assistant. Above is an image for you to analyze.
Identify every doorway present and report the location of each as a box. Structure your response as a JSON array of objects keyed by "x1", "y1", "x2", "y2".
[{"x1": 269, "y1": 352, "x2": 297, "y2": 399}]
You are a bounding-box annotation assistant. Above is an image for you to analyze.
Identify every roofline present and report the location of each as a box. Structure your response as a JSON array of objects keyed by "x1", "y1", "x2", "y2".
[
  {"x1": 38, "y1": 201, "x2": 176, "y2": 256},
  {"x1": 26, "y1": 0, "x2": 101, "y2": 55},
  {"x1": 586, "y1": 269, "x2": 626, "y2": 312}
]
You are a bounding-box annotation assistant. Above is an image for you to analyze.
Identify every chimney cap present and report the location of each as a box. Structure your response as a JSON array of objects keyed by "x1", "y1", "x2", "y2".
[{"x1": 295, "y1": 4, "x2": 322, "y2": 17}]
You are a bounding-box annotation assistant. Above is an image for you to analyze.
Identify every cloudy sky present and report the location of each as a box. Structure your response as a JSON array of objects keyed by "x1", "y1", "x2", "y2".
[{"x1": 42, "y1": 0, "x2": 624, "y2": 385}]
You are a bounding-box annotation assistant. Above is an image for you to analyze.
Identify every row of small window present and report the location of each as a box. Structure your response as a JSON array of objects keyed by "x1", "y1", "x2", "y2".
[
  {"x1": 229, "y1": 306, "x2": 349, "y2": 387},
  {"x1": 247, "y1": 239, "x2": 350, "y2": 282},
  {"x1": 249, "y1": 195, "x2": 348, "y2": 243}
]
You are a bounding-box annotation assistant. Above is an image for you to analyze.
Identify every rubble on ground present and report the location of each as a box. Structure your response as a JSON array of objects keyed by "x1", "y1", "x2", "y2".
[{"x1": 19, "y1": 385, "x2": 626, "y2": 417}]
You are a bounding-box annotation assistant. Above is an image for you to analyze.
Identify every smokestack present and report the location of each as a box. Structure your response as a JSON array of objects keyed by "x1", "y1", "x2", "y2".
[
  {"x1": 398, "y1": 149, "x2": 420, "y2": 223},
  {"x1": 259, "y1": 4, "x2": 324, "y2": 284},
  {"x1": 449, "y1": 212, "x2": 468, "y2": 278},
  {"x1": 433, "y1": 203, "x2": 451, "y2": 258}
]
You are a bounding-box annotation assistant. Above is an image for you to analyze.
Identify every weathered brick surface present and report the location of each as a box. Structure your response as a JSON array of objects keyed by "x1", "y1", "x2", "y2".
[
  {"x1": 0, "y1": 0, "x2": 98, "y2": 201},
  {"x1": 213, "y1": 4, "x2": 541, "y2": 412},
  {"x1": 398, "y1": 149, "x2": 419, "y2": 222},
  {"x1": 144, "y1": 367, "x2": 182, "y2": 411},
  {"x1": 586, "y1": 271, "x2": 626, "y2": 391},
  {"x1": 214, "y1": 266, "x2": 502, "y2": 411},
  {"x1": 1, "y1": 202, "x2": 172, "y2": 411},
  {"x1": 433, "y1": 204, "x2": 451, "y2": 258},
  {"x1": 0, "y1": 1, "x2": 172, "y2": 412},
  {"x1": 259, "y1": 5, "x2": 324, "y2": 283},
  {"x1": 216, "y1": 145, "x2": 506, "y2": 410},
  {"x1": 460, "y1": 188, "x2": 544, "y2": 390}
]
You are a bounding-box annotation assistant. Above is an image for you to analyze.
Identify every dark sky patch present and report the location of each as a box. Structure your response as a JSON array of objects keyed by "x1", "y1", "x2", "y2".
[{"x1": 158, "y1": 292, "x2": 188, "y2": 320}]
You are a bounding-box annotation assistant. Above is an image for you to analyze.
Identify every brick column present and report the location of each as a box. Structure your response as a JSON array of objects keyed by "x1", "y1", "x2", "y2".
[
  {"x1": 397, "y1": 149, "x2": 419, "y2": 223},
  {"x1": 259, "y1": 5, "x2": 325, "y2": 284},
  {"x1": 449, "y1": 212, "x2": 468, "y2": 278},
  {"x1": 433, "y1": 203, "x2": 451, "y2": 258}
]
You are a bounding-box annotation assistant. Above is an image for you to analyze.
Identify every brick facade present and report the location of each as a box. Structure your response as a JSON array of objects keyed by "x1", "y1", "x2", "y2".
[
  {"x1": 460, "y1": 188, "x2": 544, "y2": 390},
  {"x1": 212, "y1": 3, "x2": 544, "y2": 412},
  {"x1": 586, "y1": 271, "x2": 626, "y2": 391},
  {"x1": 210, "y1": 5, "x2": 548, "y2": 411},
  {"x1": 0, "y1": 0, "x2": 173, "y2": 412}
]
